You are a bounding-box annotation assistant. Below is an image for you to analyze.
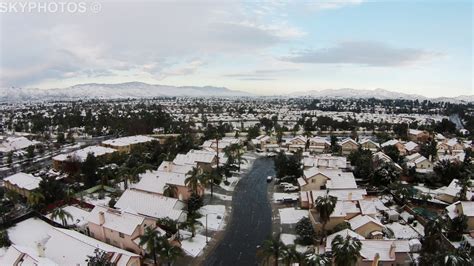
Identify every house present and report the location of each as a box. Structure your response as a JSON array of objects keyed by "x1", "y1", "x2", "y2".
[
  {"x1": 434, "y1": 179, "x2": 473, "y2": 204},
  {"x1": 437, "y1": 138, "x2": 465, "y2": 155},
  {"x1": 300, "y1": 168, "x2": 357, "y2": 191},
  {"x1": 52, "y1": 145, "x2": 116, "y2": 170},
  {"x1": 381, "y1": 139, "x2": 407, "y2": 156},
  {"x1": 0, "y1": 136, "x2": 40, "y2": 155},
  {"x1": 3, "y1": 172, "x2": 41, "y2": 200},
  {"x1": 302, "y1": 154, "x2": 347, "y2": 169},
  {"x1": 446, "y1": 201, "x2": 474, "y2": 231},
  {"x1": 309, "y1": 200, "x2": 350, "y2": 232},
  {"x1": 252, "y1": 135, "x2": 278, "y2": 151},
  {"x1": 404, "y1": 141, "x2": 419, "y2": 155},
  {"x1": 408, "y1": 129, "x2": 429, "y2": 142},
  {"x1": 308, "y1": 137, "x2": 331, "y2": 153},
  {"x1": 406, "y1": 154, "x2": 433, "y2": 173},
  {"x1": 1, "y1": 218, "x2": 141, "y2": 266},
  {"x1": 373, "y1": 151, "x2": 403, "y2": 171},
  {"x1": 287, "y1": 135, "x2": 307, "y2": 152},
  {"x1": 133, "y1": 167, "x2": 203, "y2": 200},
  {"x1": 359, "y1": 138, "x2": 380, "y2": 152},
  {"x1": 102, "y1": 135, "x2": 155, "y2": 153},
  {"x1": 173, "y1": 149, "x2": 219, "y2": 172},
  {"x1": 300, "y1": 189, "x2": 367, "y2": 209},
  {"x1": 339, "y1": 138, "x2": 360, "y2": 155},
  {"x1": 114, "y1": 189, "x2": 186, "y2": 222},
  {"x1": 86, "y1": 205, "x2": 157, "y2": 255},
  {"x1": 201, "y1": 137, "x2": 241, "y2": 152},
  {"x1": 348, "y1": 214, "x2": 385, "y2": 239}
]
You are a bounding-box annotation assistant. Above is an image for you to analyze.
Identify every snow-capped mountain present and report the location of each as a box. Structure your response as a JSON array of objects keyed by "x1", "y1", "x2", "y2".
[
  {"x1": 0, "y1": 82, "x2": 253, "y2": 102},
  {"x1": 290, "y1": 88, "x2": 473, "y2": 103}
]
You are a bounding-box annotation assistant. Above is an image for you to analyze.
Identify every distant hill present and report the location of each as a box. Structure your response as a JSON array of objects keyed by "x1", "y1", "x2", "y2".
[
  {"x1": 290, "y1": 88, "x2": 473, "y2": 103},
  {"x1": 0, "y1": 83, "x2": 471, "y2": 103},
  {"x1": 0, "y1": 82, "x2": 253, "y2": 102}
]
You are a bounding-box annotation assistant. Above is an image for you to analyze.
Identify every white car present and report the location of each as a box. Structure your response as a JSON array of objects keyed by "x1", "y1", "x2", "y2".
[
  {"x1": 266, "y1": 176, "x2": 273, "y2": 182},
  {"x1": 283, "y1": 184, "x2": 299, "y2": 192}
]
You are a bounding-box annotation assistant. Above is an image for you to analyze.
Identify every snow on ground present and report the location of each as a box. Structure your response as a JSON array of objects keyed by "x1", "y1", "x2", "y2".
[
  {"x1": 0, "y1": 247, "x2": 7, "y2": 257},
  {"x1": 180, "y1": 231, "x2": 208, "y2": 258},
  {"x1": 208, "y1": 192, "x2": 232, "y2": 201},
  {"x1": 81, "y1": 193, "x2": 112, "y2": 207},
  {"x1": 385, "y1": 222, "x2": 421, "y2": 239},
  {"x1": 219, "y1": 176, "x2": 240, "y2": 191},
  {"x1": 400, "y1": 211, "x2": 425, "y2": 236},
  {"x1": 8, "y1": 218, "x2": 54, "y2": 248},
  {"x1": 279, "y1": 208, "x2": 308, "y2": 224},
  {"x1": 280, "y1": 234, "x2": 297, "y2": 246},
  {"x1": 198, "y1": 205, "x2": 226, "y2": 231},
  {"x1": 273, "y1": 193, "x2": 299, "y2": 203}
]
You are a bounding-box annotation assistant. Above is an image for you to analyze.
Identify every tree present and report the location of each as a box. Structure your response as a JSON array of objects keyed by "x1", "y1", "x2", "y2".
[
  {"x1": 447, "y1": 214, "x2": 468, "y2": 241},
  {"x1": 185, "y1": 167, "x2": 202, "y2": 194},
  {"x1": 26, "y1": 145, "x2": 35, "y2": 160},
  {"x1": 6, "y1": 151, "x2": 13, "y2": 165},
  {"x1": 87, "y1": 248, "x2": 112, "y2": 266},
  {"x1": 0, "y1": 230, "x2": 11, "y2": 248},
  {"x1": 139, "y1": 227, "x2": 163, "y2": 265},
  {"x1": 280, "y1": 245, "x2": 302, "y2": 266},
  {"x1": 314, "y1": 195, "x2": 337, "y2": 240},
  {"x1": 27, "y1": 190, "x2": 45, "y2": 209},
  {"x1": 305, "y1": 251, "x2": 330, "y2": 266},
  {"x1": 163, "y1": 184, "x2": 178, "y2": 198},
  {"x1": 295, "y1": 217, "x2": 315, "y2": 245},
  {"x1": 37, "y1": 176, "x2": 65, "y2": 203},
  {"x1": 331, "y1": 235, "x2": 362, "y2": 266},
  {"x1": 434, "y1": 159, "x2": 462, "y2": 185},
  {"x1": 348, "y1": 149, "x2": 374, "y2": 181},
  {"x1": 382, "y1": 145, "x2": 401, "y2": 163},
  {"x1": 393, "y1": 123, "x2": 408, "y2": 139},
  {"x1": 159, "y1": 240, "x2": 183, "y2": 266},
  {"x1": 330, "y1": 135, "x2": 339, "y2": 153},
  {"x1": 419, "y1": 217, "x2": 447, "y2": 264},
  {"x1": 247, "y1": 124, "x2": 261, "y2": 141},
  {"x1": 201, "y1": 169, "x2": 222, "y2": 199},
  {"x1": 187, "y1": 192, "x2": 203, "y2": 215},
  {"x1": 262, "y1": 234, "x2": 284, "y2": 266},
  {"x1": 372, "y1": 162, "x2": 400, "y2": 187},
  {"x1": 183, "y1": 212, "x2": 202, "y2": 237},
  {"x1": 82, "y1": 153, "x2": 99, "y2": 188},
  {"x1": 51, "y1": 208, "x2": 73, "y2": 227},
  {"x1": 56, "y1": 132, "x2": 66, "y2": 144}
]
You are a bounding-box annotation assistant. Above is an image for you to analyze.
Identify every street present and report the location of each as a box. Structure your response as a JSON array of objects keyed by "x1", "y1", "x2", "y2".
[{"x1": 203, "y1": 157, "x2": 275, "y2": 266}]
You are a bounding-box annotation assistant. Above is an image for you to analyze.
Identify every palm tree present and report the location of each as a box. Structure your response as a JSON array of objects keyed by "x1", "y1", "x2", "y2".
[
  {"x1": 185, "y1": 167, "x2": 202, "y2": 194},
  {"x1": 314, "y1": 195, "x2": 337, "y2": 240},
  {"x1": 262, "y1": 234, "x2": 284, "y2": 266},
  {"x1": 51, "y1": 208, "x2": 73, "y2": 227},
  {"x1": 201, "y1": 169, "x2": 222, "y2": 199},
  {"x1": 163, "y1": 184, "x2": 178, "y2": 198},
  {"x1": 233, "y1": 144, "x2": 247, "y2": 171},
  {"x1": 456, "y1": 174, "x2": 471, "y2": 201},
  {"x1": 305, "y1": 251, "x2": 330, "y2": 266},
  {"x1": 280, "y1": 245, "x2": 302, "y2": 266},
  {"x1": 118, "y1": 166, "x2": 132, "y2": 190},
  {"x1": 331, "y1": 235, "x2": 362, "y2": 266},
  {"x1": 27, "y1": 190, "x2": 45, "y2": 208},
  {"x1": 139, "y1": 227, "x2": 163, "y2": 265},
  {"x1": 184, "y1": 212, "x2": 203, "y2": 238},
  {"x1": 159, "y1": 240, "x2": 183, "y2": 266}
]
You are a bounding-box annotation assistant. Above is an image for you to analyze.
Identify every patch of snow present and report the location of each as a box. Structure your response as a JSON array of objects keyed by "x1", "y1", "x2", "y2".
[
  {"x1": 198, "y1": 205, "x2": 226, "y2": 231},
  {"x1": 208, "y1": 192, "x2": 232, "y2": 201},
  {"x1": 7, "y1": 218, "x2": 53, "y2": 248},
  {"x1": 273, "y1": 193, "x2": 299, "y2": 203},
  {"x1": 280, "y1": 234, "x2": 297, "y2": 246},
  {"x1": 179, "y1": 231, "x2": 208, "y2": 258},
  {"x1": 385, "y1": 223, "x2": 420, "y2": 239},
  {"x1": 219, "y1": 176, "x2": 240, "y2": 191},
  {"x1": 279, "y1": 208, "x2": 308, "y2": 224}
]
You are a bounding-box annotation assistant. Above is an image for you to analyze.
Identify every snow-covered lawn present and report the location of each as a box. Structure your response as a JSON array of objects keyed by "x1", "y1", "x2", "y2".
[
  {"x1": 219, "y1": 176, "x2": 240, "y2": 191},
  {"x1": 198, "y1": 205, "x2": 226, "y2": 231},
  {"x1": 8, "y1": 218, "x2": 53, "y2": 248},
  {"x1": 179, "y1": 231, "x2": 208, "y2": 258},
  {"x1": 400, "y1": 211, "x2": 425, "y2": 236},
  {"x1": 385, "y1": 222, "x2": 421, "y2": 239},
  {"x1": 81, "y1": 193, "x2": 112, "y2": 207},
  {"x1": 280, "y1": 234, "x2": 297, "y2": 246},
  {"x1": 209, "y1": 192, "x2": 232, "y2": 201},
  {"x1": 279, "y1": 208, "x2": 308, "y2": 224},
  {"x1": 0, "y1": 247, "x2": 7, "y2": 257},
  {"x1": 273, "y1": 193, "x2": 299, "y2": 203}
]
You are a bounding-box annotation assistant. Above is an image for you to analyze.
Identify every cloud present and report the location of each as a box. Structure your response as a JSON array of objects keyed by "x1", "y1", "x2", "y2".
[
  {"x1": 309, "y1": 0, "x2": 365, "y2": 10},
  {"x1": 223, "y1": 68, "x2": 299, "y2": 80},
  {"x1": 281, "y1": 41, "x2": 442, "y2": 67},
  {"x1": 0, "y1": 1, "x2": 303, "y2": 87}
]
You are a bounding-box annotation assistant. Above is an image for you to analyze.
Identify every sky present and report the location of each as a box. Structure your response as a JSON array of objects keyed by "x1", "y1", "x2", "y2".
[{"x1": 0, "y1": 0, "x2": 472, "y2": 97}]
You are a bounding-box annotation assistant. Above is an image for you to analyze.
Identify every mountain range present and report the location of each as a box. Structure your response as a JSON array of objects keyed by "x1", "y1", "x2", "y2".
[{"x1": 0, "y1": 82, "x2": 472, "y2": 103}]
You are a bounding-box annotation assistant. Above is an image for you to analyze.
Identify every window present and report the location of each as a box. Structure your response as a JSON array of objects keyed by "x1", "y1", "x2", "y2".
[{"x1": 119, "y1": 232, "x2": 124, "y2": 238}]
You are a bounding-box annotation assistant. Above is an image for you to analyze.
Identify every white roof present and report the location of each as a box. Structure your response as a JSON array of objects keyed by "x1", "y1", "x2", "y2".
[
  {"x1": 115, "y1": 189, "x2": 184, "y2": 221},
  {"x1": 134, "y1": 169, "x2": 187, "y2": 194},
  {"x1": 404, "y1": 141, "x2": 419, "y2": 151},
  {"x1": 338, "y1": 138, "x2": 359, "y2": 146},
  {"x1": 53, "y1": 145, "x2": 116, "y2": 162},
  {"x1": 0, "y1": 136, "x2": 39, "y2": 153},
  {"x1": 348, "y1": 215, "x2": 384, "y2": 230},
  {"x1": 359, "y1": 138, "x2": 380, "y2": 147},
  {"x1": 46, "y1": 205, "x2": 90, "y2": 227},
  {"x1": 405, "y1": 153, "x2": 422, "y2": 162},
  {"x1": 381, "y1": 139, "x2": 399, "y2": 147},
  {"x1": 4, "y1": 172, "x2": 41, "y2": 190},
  {"x1": 86, "y1": 206, "x2": 145, "y2": 236},
  {"x1": 326, "y1": 174, "x2": 357, "y2": 190},
  {"x1": 446, "y1": 201, "x2": 474, "y2": 219},
  {"x1": 360, "y1": 240, "x2": 410, "y2": 262},
  {"x1": 173, "y1": 149, "x2": 216, "y2": 165},
  {"x1": 408, "y1": 129, "x2": 423, "y2": 135},
  {"x1": 102, "y1": 135, "x2": 155, "y2": 147},
  {"x1": 414, "y1": 155, "x2": 428, "y2": 164},
  {"x1": 311, "y1": 189, "x2": 367, "y2": 201},
  {"x1": 158, "y1": 161, "x2": 194, "y2": 174}
]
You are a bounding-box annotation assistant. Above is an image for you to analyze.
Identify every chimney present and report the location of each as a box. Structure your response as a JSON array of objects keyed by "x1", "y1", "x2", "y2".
[
  {"x1": 372, "y1": 253, "x2": 380, "y2": 266},
  {"x1": 99, "y1": 211, "x2": 105, "y2": 225},
  {"x1": 36, "y1": 242, "x2": 45, "y2": 257},
  {"x1": 429, "y1": 155, "x2": 432, "y2": 162},
  {"x1": 348, "y1": 192, "x2": 352, "y2": 201},
  {"x1": 389, "y1": 242, "x2": 396, "y2": 259}
]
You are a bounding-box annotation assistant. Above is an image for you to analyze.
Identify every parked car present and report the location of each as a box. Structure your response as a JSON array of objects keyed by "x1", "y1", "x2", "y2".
[
  {"x1": 279, "y1": 182, "x2": 292, "y2": 188},
  {"x1": 283, "y1": 184, "x2": 299, "y2": 192},
  {"x1": 266, "y1": 176, "x2": 273, "y2": 182}
]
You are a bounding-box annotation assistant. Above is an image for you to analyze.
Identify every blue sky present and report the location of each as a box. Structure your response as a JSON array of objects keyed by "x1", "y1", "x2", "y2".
[{"x1": 0, "y1": 0, "x2": 472, "y2": 97}]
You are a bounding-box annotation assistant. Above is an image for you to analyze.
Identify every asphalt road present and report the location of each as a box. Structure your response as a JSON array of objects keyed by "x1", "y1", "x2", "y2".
[{"x1": 204, "y1": 157, "x2": 275, "y2": 266}]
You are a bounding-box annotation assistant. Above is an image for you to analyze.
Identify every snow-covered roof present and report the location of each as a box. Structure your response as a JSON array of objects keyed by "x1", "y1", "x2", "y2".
[
  {"x1": 338, "y1": 138, "x2": 359, "y2": 146},
  {"x1": 359, "y1": 240, "x2": 410, "y2": 262},
  {"x1": 381, "y1": 139, "x2": 400, "y2": 147},
  {"x1": 102, "y1": 135, "x2": 155, "y2": 147},
  {"x1": 46, "y1": 206, "x2": 90, "y2": 228},
  {"x1": 115, "y1": 189, "x2": 184, "y2": 221},
  {"x1": 53, "y1": 145, "x2": 116, "y2": 162},
  {"x1": 446, "y1": 201, "x2": 474, "y2": 219},
  {"x1": 325, "y1": 229, "x2": 365, "y2": 252},
  {"x1": 0, "y1": 136, "x2": 39, "y2": 153},
  {"x1": 404, "y1": 141, "x2": 419, "y2": 151},
  {"x1": 311, "y1": 189, "x2": 367, "y2": 201},
  {"x1": 348, "y1": 214, "x2": 384, "y2": 230},
  {"x1": 158, "y1": 161, "x2": 194, "y2": 174},
  {"x1": 4, "y1": 172, "x2": 41, "y2": 191},
  {"x1": 173, "y1": 149, "x2": 216, "y2": 165},
  {"x1": 408, "y1": 129, "x2": 423, "y2": 135},
  {"x1": 134, "y1": 170, "x2": 187, "y2": 194},
  {"x1": 87, "y1": 206, "x2": 145, "y2": 236},
  {"x1": 405, "y1": 153, "x2": 422, "y2": 162},
  {"x1": 359, "y1": 138, "x2": 380, "y2": 147}
]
